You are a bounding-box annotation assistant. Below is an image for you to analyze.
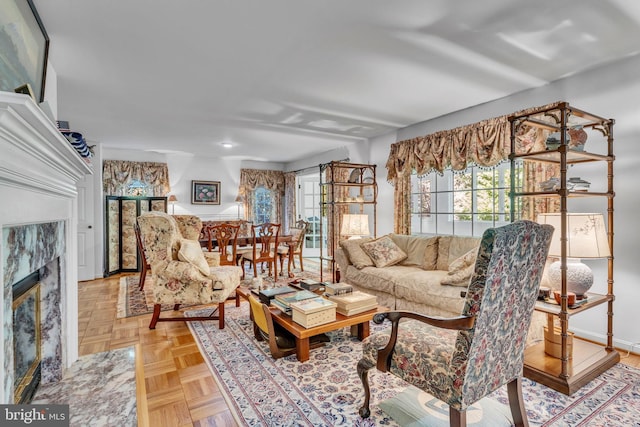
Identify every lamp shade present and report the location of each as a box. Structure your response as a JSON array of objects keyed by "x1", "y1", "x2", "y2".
[
  {"x1": 536, "y1": 213, "x2": 610, "y2": 258},
  {"x1": 340, "y1": 214, "x2": 370, "y2": 238},
  {"x1": 168, "y1": 195, "x2": 178, "y2": 203}
]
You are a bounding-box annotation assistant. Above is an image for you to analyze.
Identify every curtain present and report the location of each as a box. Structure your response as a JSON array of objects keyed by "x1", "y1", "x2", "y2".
[
  {"x1": 386, "y1": 101, "x2": 563, "y2": 233},
  {"x1": 103, "y1": 160, "x2": 170, "y2": 196},
  {"x1": 283, "y1": 171, "x2": 297, "y2": 233},
  {"x1": 238, "y1": 168, "x2": 285, "y2": 224}
]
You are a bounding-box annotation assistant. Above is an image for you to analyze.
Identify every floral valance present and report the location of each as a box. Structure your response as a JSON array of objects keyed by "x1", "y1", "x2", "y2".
[
  {"x1": 238, "y1": 168, "x2": 285, "y2": 195},
  {"x1": 386, "y1": 101, "x2": 564, "y2": 182},
  {"x1": 103, "y1": 160, "x2": 170, "y2": 196}
]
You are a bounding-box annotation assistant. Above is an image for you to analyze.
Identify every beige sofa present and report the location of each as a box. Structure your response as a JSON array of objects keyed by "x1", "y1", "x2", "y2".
[
  {"x1": 335, "y1": 232, "x2": 544, "y2": 344},
  {"x1": 334, "y1": 233, "x2": 480, "y2": 317}
]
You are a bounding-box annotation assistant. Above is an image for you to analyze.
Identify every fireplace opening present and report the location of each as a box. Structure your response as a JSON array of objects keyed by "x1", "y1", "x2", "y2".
[{"x1": 12, "y1": 271, "x2": 42, "y2": 404}]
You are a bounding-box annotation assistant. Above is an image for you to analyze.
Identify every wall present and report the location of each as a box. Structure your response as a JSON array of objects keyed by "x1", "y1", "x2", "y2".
[{"x1": 371, "y1": 53, "x2": 640, "y2": 351}]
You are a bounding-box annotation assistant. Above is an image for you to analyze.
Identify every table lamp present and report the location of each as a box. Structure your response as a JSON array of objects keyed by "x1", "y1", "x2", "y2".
[
  {"x1": 537, "y1": 213, "x2": 610, "y2": 298},
  {"x1": 168, "y1": 195, "x2": 177, "y2": 214},
  {"x1": 340, "y1": 214, "x2": 370, "y2": 239}
]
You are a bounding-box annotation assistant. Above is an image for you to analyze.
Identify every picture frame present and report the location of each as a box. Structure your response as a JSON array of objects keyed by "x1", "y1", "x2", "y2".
[
  {"x1": 1, "y1": 0, "x2": 50, "y2": 102},
  {"x1": 191, "y1": 180, "x2": 220, "y2": 205}
]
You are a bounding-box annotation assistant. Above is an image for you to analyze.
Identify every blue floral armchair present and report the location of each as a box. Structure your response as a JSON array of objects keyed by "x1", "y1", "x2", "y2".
[{"x1": 358, "y1": 220, "x2": 553, "y2": 427}]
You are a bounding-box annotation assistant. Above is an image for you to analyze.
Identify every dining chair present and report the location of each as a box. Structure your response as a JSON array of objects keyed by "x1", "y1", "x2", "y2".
[
  {"x1": 357, "y1": 220, "x2": 553, "y2": 427},
  {"x1": 241, "y1": 223, "x2": 280, "y2": 280},
  {"x1": 134, "y1": 221, "x2": 151, "y2": 290},
  {"x1": 277, "y1": 219, "x2": 308, "y2": 276},
  {"x1": 209, "y1": 223, "x2": 242, "y2": 306}
]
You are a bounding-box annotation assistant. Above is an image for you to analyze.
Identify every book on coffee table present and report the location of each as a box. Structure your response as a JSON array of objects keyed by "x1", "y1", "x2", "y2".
[
  {"x1": 275, "y1": 290, "x2": 318, "y2": 307},
  {"x1": 290, "y1": 297, "x2": 337, "y2": 328},
  {"x1": 325, "y1": 282, "x2": 353, "y2": 295},
  {"x1": 327, "y1": 291, "x2": 377, "y2": 311},
  {"x1": 258, "y1": 286, "x2": 298, "y2": 304}
]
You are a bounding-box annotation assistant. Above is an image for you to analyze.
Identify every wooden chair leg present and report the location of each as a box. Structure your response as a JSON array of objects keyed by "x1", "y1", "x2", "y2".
[
  {"x1": 218, "y1": 302, "x2": 225, "y2": 329},
  {"x1": 149, "y1": 304, "x2": 161, "y2": 329},
  {"x1": 449, "y1": 407, "x2": 466, "y2": 427},
  {"x1": 299, "y1": 253, "x2": 304, "y2": 272},
  {"x1": 507, "y1": 377, "x2": 529, "y2": 427},
  {"x1": 235, "y1": 293, "x2": 240, "y2": 307},
  {"x1": 357, "y1": 358, "x2": 374, "y2": 418}
]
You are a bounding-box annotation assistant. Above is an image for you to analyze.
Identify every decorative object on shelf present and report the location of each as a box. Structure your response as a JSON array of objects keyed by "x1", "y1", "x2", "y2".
[
  {"x1": 537, "y1": 213, "x2": 611, "y2": 298},
  {"x1": 539, "y1": 177, "x2": 560, "y2": 191},
  {"x1": 1, "y1": 0, "x2": 49, "y2": 103},
  {"x1": 168, "y1": 195, "x2": 177, "y2": 214},
  {"x1": 568, "y1": 126, "x2": 588, "y2": 151},
  {"x1": 340, "y1": 214, "x2": 370, "y2": 239},
  {"x1": 191, "y1": 180, "x2": 220, "y2": 204},
  {"x1": 348, "y1": 168, "x2": 361, "y2": 183},
  {"x1": 567, "y1": 177, "x2": 590, "y2": 192},
  {"x1": 545, "y1": 131, "x2": 569, "y2": 150}
]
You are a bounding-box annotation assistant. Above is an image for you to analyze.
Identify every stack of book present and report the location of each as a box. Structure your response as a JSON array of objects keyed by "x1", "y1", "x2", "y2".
[
  {"x1": 290, "y1": 296, "x2": 337, "y2": 328},
  {"x1": 327, "y1": 291, "x2": 377, "y2": 316},
  {"x1": 324, "y1": 282, "x2": 353, "y2": 296},
  {"x1": 257, "y1": 286, "x2": 298, "y2": 304},
  {"x1": 298, "y1": 279, "x2": 326, "y2": 292},
  {"x1": 270, "y1": 289, "x2": 318, "y2": 315}
]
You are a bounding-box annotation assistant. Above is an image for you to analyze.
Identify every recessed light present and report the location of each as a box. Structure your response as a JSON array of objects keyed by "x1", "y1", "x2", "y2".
[{"x1": 221, "y1": 142, "x2": 233, "y2": 148}]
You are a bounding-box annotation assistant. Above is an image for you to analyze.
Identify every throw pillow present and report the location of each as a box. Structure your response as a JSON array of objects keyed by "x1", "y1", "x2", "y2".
[
  {"x1": 339, "y1": 237, "x2": 374, "y2": 269},
  {"x1": 390, "y1": 234, "x2": 439, "y2": 269},
  {"x1": 361, "y1": 235, "x2": 408, "y2": 268},
  {"x1": 421, "y1": 237, "x2": 439, "y2": 270},
  {"x1": 178, "y1": 239, "x2": 210, "y2": 276},
  {"x1": 441, "y1": 247, "x2": 478, "y2": 287}
]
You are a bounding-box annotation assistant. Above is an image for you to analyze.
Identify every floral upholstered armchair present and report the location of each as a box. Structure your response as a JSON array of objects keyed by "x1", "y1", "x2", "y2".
[
  {"x1": 358, "y1": 220, "x2": 553, "y2": 427},
  {"x1": 137, "y1": 212, "x2": 242, "y2": 329}
]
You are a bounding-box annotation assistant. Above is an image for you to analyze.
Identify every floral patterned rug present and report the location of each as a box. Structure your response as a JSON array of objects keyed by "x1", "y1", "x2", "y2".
[
  {"x1": 116, "y1": 258, "x2": 324, "y2": 318},
  {"x1": 187, "y1": 303, "x2": 640, "y2": 426}
]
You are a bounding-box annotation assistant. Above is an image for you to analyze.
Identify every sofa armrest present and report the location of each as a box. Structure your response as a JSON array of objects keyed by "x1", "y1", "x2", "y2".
[{"x1": 334, "y1": 247, "x2": 351, "y2": 273}]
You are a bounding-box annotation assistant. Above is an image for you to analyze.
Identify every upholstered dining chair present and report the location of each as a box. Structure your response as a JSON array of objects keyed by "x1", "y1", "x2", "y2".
[
  {"x1": 208, "y1": 223, "x2": 242, "y2": 307},
  {"x1": 134, "y1": 221, "x2": 151, "y2": 290},
  {"x1": 137, "y1": 212, "x2": 242, "y2": 329},
  {"x1": 241, "y1": 223, "x2": 281, "y2": 280},
  {"x1": 277, "y1": 219, "x2": 308, "y2": 276},
  {"x1": 357, "y1": 220, "x2": 553, "y2": 427}
]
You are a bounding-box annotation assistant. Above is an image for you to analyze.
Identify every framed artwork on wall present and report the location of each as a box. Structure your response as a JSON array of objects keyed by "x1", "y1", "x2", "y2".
[
  {"x1": 192, "y1": 180, "x2": 220, "y2": 205},
  {"x1": 0, "y1": 0, "x2": 50, "y2": 102}
]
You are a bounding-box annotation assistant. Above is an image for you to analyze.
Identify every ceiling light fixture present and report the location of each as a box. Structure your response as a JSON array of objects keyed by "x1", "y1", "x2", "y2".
[{"x1": 221, "y1": 142, "x2": 233, "y2": 148}]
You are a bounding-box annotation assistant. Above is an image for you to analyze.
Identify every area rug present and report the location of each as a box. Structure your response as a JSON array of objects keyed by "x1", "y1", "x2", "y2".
[
  {"x1": 117, "y1": 257, "x2": 324, "y2": 318},
  {"x1": 187, "y1": 303, "x2": 640, "y2": 427}
]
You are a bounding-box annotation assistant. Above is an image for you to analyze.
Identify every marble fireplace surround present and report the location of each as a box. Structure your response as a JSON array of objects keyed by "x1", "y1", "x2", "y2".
[{"x1": 0, "y1": 92, "x2": 92, "y2": 403}]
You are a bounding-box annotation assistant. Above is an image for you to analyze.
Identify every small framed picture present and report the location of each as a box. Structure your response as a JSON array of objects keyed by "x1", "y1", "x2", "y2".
[{"x1": 192, "y1": 180, "x2": 220, "y2": 205}]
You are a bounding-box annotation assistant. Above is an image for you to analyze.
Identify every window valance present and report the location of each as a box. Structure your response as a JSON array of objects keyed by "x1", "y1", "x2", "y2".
[
  {"x1": 238, "y1": 168, "x2": 285, "y2": 195},
  {"x1": 103, "y1": 160, "x2": 170, "y2": 196},
  {"x1": 386, "y1": 101, "x2": 564, "y2": 182}
]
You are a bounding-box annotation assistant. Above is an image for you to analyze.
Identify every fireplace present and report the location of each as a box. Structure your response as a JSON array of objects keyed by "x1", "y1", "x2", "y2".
[
  {"x1": 0, "y1": 92, "x2": 92, "y2": 403},
  {"x1": 12, "y1": 271, "x2": 42, "y2": 404}
]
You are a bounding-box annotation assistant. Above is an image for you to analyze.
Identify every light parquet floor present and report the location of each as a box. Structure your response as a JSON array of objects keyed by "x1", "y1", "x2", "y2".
[
  {"x1": 78, "y1": 274, "x2": 640, "y2": 427},
  {"x1": 78, "y1": 274, "x2": 238, "y2": 427}
]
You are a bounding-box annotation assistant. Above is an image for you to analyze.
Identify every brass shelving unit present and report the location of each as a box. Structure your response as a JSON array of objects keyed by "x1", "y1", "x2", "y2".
[
  {"x1": 508, "y1": 102, "x2": 618, "y2": 395},
  {"x1": 319, "y1": 161, "x2": 377, "y2": 282}
]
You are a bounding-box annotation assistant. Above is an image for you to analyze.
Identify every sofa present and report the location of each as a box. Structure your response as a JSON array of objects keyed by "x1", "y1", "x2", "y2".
[
  {"x1": 335, "y1": 233, "x2": 480, "y2": 317},
  {"x1": 335, "y1": 233, "x2": 544, "y2": 343}
]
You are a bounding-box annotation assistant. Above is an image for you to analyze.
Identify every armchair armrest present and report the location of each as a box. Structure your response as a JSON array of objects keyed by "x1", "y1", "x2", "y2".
[{"x1": 372, "y1": 311, "x2": 475, "y2": 372}]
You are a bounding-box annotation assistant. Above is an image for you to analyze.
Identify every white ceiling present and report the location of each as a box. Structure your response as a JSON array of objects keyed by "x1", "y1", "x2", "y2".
[{"x1": 33, "y1": 0, "x2": 640, "y2": 163}]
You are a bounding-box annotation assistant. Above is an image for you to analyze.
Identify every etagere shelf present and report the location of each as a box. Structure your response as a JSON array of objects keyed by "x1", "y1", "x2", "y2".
[
  {"x1": 508, "y1": 102, "x2": 618, "y2": 395},
  {"x1": 319, "y1": 161, "x2": 377, "y2": 282}
]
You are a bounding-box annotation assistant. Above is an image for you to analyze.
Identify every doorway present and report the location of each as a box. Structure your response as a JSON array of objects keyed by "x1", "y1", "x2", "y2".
[{"x1": 297, "y1": 174, "x2": 321, "y2": 257}]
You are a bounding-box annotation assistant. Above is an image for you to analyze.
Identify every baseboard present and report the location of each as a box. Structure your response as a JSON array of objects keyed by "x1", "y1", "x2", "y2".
[{"x1": 571, "y1": 327, "x2": 640, "y2": 356}]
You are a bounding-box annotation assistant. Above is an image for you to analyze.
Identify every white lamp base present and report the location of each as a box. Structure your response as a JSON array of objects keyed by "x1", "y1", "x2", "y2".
[{"x1": 548, "y1": 258, "x2": 593, "y2": 297}]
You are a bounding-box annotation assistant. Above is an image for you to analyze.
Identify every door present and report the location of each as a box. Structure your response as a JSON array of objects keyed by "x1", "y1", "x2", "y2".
[
  {"x1": 297, "y1": 174, "x2": 321, "y2": 257},
  {"x1": 77, "y1": 174, "x2": 95, "y2": 281}
]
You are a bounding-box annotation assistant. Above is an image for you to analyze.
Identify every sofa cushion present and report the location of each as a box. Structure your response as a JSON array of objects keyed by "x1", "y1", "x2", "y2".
[
  {"x1": 441, "y1": 247, "x2": 477, "y2": 287},
  {"x1": 436, "y1": 235, "x2": 481, "y2": 270},
  {"x1": 361, "y1": 235, "x2": 408, "y2": 268},
  {"x1": 340, "y1": 237, "x2": 375, "y2": 269},
  {"x1": 178, "y1": 238, "x2": 210, "y2": 276},
  {"x1": 390, "y1": 234, "x2": 439, "y2": 270}
]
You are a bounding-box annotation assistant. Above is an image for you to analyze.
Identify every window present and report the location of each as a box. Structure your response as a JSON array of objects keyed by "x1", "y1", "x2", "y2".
[
  {"x1": 410, "y1": 162, "x2": 520, "y2": 237},
  {"x1": 253, "y1": 187, "x2": 274, "y2": 224}
]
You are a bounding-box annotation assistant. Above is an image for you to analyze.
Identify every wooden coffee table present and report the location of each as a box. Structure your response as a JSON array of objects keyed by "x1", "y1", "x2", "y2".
[{"x1": 269, "y1": 305, "x2": 388, "y2": 362}]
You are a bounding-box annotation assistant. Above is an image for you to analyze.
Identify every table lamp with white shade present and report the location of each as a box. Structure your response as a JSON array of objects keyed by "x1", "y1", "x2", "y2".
[
  {"x1": 536, "y1": 213, "x2": 611, "y2": 299},
  {"x1": 340, "y1": 214, "x2": 370, "y2": 239},
  {"x1": 168, "y1": 194, "x2": 177, "y2": 214}
]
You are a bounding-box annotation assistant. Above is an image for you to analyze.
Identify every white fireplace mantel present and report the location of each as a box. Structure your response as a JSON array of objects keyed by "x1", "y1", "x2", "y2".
[{"x1": 0, "y1": 91, "x2": 92, "y2": 403}]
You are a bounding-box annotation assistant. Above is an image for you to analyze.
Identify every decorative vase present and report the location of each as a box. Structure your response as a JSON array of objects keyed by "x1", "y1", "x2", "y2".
[{"x1": 568, "y1": 126, "x2": 588, "y2": 151}]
